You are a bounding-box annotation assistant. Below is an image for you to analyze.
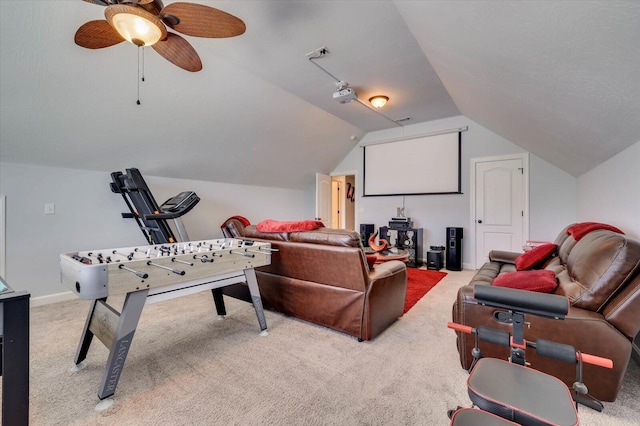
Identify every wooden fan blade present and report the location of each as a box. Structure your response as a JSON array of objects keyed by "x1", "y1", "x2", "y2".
[
  {"x1": 160, "y1": 2, "x2": 246, "y2": 38},
  {"x1": 82, "y1": 0, "x2": 109, "y2": 6},
  {"x1": 152, "y1": 33, "x2": 202, "y2": 72},
  {"x1": 75, "y1": 20, "x2": 125, "y2": 49}
]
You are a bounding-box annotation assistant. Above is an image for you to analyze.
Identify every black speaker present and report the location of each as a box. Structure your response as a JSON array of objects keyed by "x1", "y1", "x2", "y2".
[
  {"x1": 446, "y1": 227, "x2": 463, "y2": 271},
  {"x1": 360, "y1": 223, "x2": 375, "y2": 247},
  {"x1": 426, "y1": 251, "x2": 443, "y2": 270}
]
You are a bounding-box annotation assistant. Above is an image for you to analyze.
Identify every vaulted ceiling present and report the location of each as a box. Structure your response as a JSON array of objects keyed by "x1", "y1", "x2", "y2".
[{"x1": 1, "y1": 1, "x2": 638, "y2": 189}]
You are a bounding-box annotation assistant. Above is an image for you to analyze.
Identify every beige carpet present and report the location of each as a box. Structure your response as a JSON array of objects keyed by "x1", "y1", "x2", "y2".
[{"x1": 4, "y1": 270, "x2": 639, "y2": 425}]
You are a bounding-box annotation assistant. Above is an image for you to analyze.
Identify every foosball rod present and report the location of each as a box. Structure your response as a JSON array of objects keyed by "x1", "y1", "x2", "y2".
[
  {"x1": 193, "y1": 255, "x2": 214, "y2": 263},
  {"x1": 112, "y1": 250, "x2": 135, "y2": 260},
  {"x1": 230, "y1": 250, "x2": 255, "y2": 258},
  {"x1": 245, "y1": 247, "x2": 279, "y2": 254},
  {"x1": 256, "y1": 246, "x2": 279, "y2": 252},
  {"x1": 146, "y1": 260, "x2": 185, "y2": 275},
  {"x1": 171, "y1": 257, "x2": 194, "y2": 266},
  {"x1": 118, "y1": 264, "x2": 149, "y2": 279}
]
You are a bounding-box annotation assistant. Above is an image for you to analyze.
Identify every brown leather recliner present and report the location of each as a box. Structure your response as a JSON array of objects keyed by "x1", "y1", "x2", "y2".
[
  {"x1": 221, "y1": 218, "x2": 408, "y2": 341},
  {"x1": 453, "y1": 225, "x2": 640, "y2": 401}
]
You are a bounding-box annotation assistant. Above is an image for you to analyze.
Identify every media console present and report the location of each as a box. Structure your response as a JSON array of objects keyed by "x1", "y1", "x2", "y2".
[{"x1": 380, "y1": 226, "x2": 423, "y2": 268}]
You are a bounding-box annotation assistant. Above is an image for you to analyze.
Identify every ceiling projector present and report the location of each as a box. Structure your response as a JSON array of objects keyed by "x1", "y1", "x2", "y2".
[{"x1": 333, "y1": 81, "x2": 358, "y2": 103}]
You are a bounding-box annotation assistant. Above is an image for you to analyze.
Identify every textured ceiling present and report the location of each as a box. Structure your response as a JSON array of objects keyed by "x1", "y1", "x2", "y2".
[
  {"x1": 396, "y1": 0, "x2": 640, "y2": 176},
  {"x1": 1, "y1": 1, "x2": 638, "y2": 189}
]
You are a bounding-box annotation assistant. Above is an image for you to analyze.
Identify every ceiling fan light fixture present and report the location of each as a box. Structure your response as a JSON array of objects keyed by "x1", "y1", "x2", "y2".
[
  {"x1": 105, "y1": 5, "x2": 166, "y2": 47},
  {"x1": 369, "y1": 95, "x2": 389, "y2": 108}
]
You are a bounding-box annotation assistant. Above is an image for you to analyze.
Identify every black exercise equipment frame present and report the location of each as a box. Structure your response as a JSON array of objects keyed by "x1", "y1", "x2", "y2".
[{"x1": 110, "y1": 168, "x2": 199, "y2": 245}]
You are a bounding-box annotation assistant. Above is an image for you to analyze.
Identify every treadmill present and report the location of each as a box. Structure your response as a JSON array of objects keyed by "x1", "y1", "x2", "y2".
[{"x1": 110, "y1": 168, "x2": 200, "y2": 244}]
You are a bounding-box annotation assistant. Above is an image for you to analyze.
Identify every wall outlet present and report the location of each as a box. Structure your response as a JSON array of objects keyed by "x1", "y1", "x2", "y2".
[{"x1": 44, "y1": 203, "x2": 55, "y2": 215}]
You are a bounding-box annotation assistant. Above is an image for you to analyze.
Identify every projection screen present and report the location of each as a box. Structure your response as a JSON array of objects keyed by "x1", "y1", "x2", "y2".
[{"x1": 363, "y1": 131, "x2": 462, "y2": 196}]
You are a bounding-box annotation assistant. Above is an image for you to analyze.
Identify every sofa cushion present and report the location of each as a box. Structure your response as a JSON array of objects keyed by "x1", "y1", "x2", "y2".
[
  {"x1": 257, "y1": 219, "x2": 324, "y2": 233},
  {"x1": 556, "y1": 230, "x2": 640, "y2": 311},
  {"x1": 515, "y1": 244, "x2": 557, "y2": 271},
  {"x1": 289, "y1": 228, "x2": 362, "y2": 248},
  {"x1": 243, "y1": 225, "x2": 290, "y2": 241},
  {"x1": 493, "y1": 269, "x2": 558, "y2": 293}
]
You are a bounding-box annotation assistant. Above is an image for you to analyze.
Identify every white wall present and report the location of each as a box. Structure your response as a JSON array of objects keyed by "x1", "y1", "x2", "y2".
[
  {"x1": 578, "y1": 140, "x2": 640, "y2": 238},
  {"x1": 529, "y1": 154, "x2": 578, "y2": 241},
  {"x1": 333, "y1": 116, "x2": 578, "y2": 267},
  {"x1": 0, "y1": 162, "x2": 305, "y2": 299},
  {"x1": 4, "y1": 129, "x2": 635, "y2": 299}
]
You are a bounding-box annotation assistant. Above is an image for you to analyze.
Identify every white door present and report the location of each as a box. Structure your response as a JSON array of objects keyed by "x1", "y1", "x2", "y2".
[
  {"x1": 331, "y1": 180, "x2": 341, "y2": 228},
  {"x1": 472, "y1": 154, "x2": 528, "y2": 268},
  {"x1": 0, "y1": 195, "x2": 5, "y2": 278},
  {"x1": 315, "y1": 173, "x2": 331, "y2": 226}
]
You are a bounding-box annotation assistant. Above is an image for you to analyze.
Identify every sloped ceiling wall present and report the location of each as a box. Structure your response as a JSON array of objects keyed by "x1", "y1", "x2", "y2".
[
  {"x1": 1, "y1": 1, "x2": 638, "y2": 188},
  {"x1": 396, "y1": 1, "x2": 640, "y2": 176}
]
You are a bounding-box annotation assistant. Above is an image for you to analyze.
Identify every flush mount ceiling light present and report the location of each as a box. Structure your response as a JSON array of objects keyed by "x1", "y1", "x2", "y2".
[
  {"x1": 105, "y1": 5, "x2": 166, "y2": 47},
  {"x1": 369, "y1": 95, "x2": 389, "y2": 108}
]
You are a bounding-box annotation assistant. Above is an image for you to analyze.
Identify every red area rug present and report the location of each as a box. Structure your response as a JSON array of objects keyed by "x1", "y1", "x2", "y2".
[{"x1": 404, "y1": 268, "x2": 448, "y2": 313}]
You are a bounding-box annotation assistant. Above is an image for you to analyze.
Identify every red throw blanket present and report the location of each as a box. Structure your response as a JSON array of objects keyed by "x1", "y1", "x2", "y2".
[
  {"x1": 567, "y1": 222, "x2": 623, "y2": 241},
  {"x1": 256, "y1": 219, "x2": 324, "y2": 233}
]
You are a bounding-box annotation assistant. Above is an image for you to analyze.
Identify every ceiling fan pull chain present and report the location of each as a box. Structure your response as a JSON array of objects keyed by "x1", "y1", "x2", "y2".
[{"x1": 136, "y1": 46, "x2": 144, "y2": 105}]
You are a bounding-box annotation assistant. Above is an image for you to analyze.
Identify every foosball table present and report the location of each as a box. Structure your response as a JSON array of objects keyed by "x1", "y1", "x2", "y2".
[{"x1": 60, "y1": 237, "x2": 273, "y2": 401}]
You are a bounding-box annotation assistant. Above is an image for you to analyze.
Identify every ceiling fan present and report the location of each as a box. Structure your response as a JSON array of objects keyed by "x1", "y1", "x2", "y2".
[{"x1": 74, "y1": 0, "x2": 246, "y2": 72}]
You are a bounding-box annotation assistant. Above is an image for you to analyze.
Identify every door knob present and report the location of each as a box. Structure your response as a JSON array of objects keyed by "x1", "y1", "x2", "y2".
[{"x1": 477, "y1": 220, "x2": 483, "y2": 224}]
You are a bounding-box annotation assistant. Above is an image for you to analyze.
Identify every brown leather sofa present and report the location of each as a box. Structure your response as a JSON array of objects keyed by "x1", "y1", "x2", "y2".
[
  {"x1": 453, "y1": 224, "x2": 640, "y2": 401},
  {"x1": 220, "y1": 218, "x2": 407, "y2": 341}
]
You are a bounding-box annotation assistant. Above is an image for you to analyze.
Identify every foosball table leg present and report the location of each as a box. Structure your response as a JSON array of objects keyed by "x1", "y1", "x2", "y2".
[
  {"x1": 211, "y1": 288, "x2": 227, "y2": 319},
  {"x1": 74, "y1": 298, "x2": 102, "y2": 366},
  {"x1": 244, "y1": 268, "x2": 268, "y2": 336},
  {"x1": 96, "y1": 289, "x2": 148, "y2": 400}
]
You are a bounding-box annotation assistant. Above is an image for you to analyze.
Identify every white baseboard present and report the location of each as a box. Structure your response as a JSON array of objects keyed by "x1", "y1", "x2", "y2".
[{"x1": 30, "y1": 291, "x2": 76, "y2": 307}]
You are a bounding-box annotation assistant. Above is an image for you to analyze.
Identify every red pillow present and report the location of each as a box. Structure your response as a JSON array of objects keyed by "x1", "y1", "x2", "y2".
[
  {"x1": 515, "y1": 243, "x2": 557, "y2": 271},
  {"x1": 256, "y1": 219, "x2": 324, "y2": 233},
  {"x1": 365, "y1": 254, "x2": 377, "y2": 270},
  {"x1": 494, "y1": 269, "x2": 558, "y2": 293}
]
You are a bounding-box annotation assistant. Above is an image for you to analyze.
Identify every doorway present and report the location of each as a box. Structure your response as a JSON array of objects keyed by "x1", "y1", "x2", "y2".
[
  {"x1": 470, "y1": 154, "x2": 529, "y2": 269},
  {"x1": 331, "y1": 175, "x2": 356, "y2": 231}
]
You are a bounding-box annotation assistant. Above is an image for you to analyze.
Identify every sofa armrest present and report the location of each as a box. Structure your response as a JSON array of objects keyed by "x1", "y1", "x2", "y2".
[
  {"x1": 363, "y1": 260, "x2": 407, "y2": 340},
  {"x1": 488, "y1": 250, "x2": 520, "y2": 264},
  {"x1": 369, "y1": 259, "x2": 406, "y2": 279}
]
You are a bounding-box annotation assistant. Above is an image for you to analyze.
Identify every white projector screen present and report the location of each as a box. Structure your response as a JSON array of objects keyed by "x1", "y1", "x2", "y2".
[{"x1": 363, "y1": 131, "x2": 461, "y2": 196}]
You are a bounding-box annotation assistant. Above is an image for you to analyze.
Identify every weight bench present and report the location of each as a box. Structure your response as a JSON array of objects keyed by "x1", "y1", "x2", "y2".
[{"x1": 448, "y1": 285, "x2": 613, "y2": 425}]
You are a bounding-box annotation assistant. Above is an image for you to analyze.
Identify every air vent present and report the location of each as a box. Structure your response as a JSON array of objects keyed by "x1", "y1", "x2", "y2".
[{"x1": 395, "y1": 117, "x2": 412, "y2": 122}]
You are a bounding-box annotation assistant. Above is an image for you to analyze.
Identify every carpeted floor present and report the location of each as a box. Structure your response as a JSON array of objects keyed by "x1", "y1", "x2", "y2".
[{"x1": 3, "y1": 269, "x2": 639, "y2": 425}]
